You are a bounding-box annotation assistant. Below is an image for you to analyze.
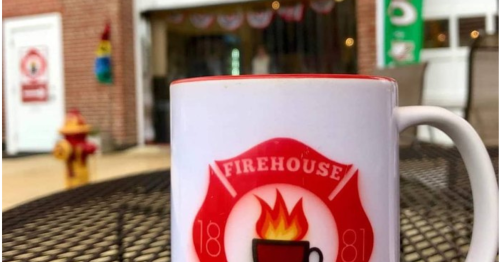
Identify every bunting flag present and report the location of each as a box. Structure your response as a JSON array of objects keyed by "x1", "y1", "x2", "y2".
[
  {"x1": 310, "y1": 0, "x2": 334, "y2": 14},
  {"x1": 94, "y1": 23, "x2": 112, "y2": 84},
  {"x1": 190, "y1": 14, "x2": 215, "y2": 29},
  {"x1": 277, "y1": 3, "x2": 304, "y2": 22},
  {"x1": 167, "y1": 13, "x2": 185, "y2": 24},
  {"x1": 172, "y1": 4, "x2": 336, "y2": 30},
  {"x1": 247, "y1": 10, "x2": 274, "y2": 29},
  {"x1": 217, "y1": 12, "x2": 244, "y2": 31}
]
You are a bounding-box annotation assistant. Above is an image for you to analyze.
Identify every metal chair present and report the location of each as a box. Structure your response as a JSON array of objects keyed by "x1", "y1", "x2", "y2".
[
  {"x1": 466, "y1": 33, "x2": 498, "y2": 147},
  {"x1": 374, "y1": 62, "x2": 428, "y2": 146},
  {"x1": 446, "y1": 33, "x2": 499, "y2": 243}
]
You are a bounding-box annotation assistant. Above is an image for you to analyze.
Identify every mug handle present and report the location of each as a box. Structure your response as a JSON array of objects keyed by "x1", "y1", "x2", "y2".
[
  {"x1": 395, "y1": 106, "x2": 498, "y2": 261},
  {"x1": 308, "y1": 247, "x2": 323, "y2": 262}
]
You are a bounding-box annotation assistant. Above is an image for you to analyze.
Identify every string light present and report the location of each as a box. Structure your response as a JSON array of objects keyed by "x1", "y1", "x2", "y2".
[
  {"x1": 437, "y1": 33, "x2": 446, "y2": 42},
  {"x1": 345, "y1": 37, "x2": 354, "y2": 47},
  {"x1": 470, "y1": 30, "x2": 479, "y2": 39},
  {"x1": 272, "y1": 1, "x2": 280, "y2": 10}
]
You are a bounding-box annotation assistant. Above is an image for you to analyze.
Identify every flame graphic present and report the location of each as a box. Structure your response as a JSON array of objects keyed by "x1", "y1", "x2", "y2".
[{"x1": 255, "y1": 190, "x2": 308, "y2": 241}]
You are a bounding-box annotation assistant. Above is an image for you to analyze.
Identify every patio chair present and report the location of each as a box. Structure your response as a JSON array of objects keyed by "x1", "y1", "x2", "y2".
[
  {"x1": 374, "y1": 62, "x2": 428, "y2": 146},
  {"x1": 445, "y1": 33, "x2": 499, "y2": 243},
  {"x1": 465, "y1": 33, "x2": 498, "y2": 147}
]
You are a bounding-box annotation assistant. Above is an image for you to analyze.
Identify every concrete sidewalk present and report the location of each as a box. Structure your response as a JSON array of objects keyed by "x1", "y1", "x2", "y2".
[{"x1": 2, "y1": 145, "x2": 170, "y2": 211}]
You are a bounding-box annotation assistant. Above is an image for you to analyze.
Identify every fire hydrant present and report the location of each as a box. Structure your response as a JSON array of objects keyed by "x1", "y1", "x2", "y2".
[{"x1": 53, "y1": 110, "x2": 97, "y2": 189}]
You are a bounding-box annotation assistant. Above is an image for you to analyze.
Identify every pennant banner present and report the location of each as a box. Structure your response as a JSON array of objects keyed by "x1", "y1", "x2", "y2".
[
  {"x1": 94, "y1": 23, "x2": 112, "y2": 84},
  {"x1": 247, "y1": 10, "x2": 274, "y2": 29},
  {"x1": 169, "y1": 3, "x2": 335, "y2": 30},
  {"x1": 167, "y1": 13, "x2": 184, "y2": 24},
  {"x1": 217, "y1": 12, "x2": 244, "y2": 31},
  {"x1": 310, "y1": 0, "x2": 334, "y2": 14},
  {"x1": 277, "y1": 3, "x2": 304, "y2": 22},
  {"x1": 190, "y1": 14, "x2": 215, "y2": 29}
]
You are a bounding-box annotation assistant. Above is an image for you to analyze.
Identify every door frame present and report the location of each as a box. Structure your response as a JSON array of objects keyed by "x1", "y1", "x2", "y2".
[{"x1": 4, "y1": 13, "x2": 65, "y2": 155}]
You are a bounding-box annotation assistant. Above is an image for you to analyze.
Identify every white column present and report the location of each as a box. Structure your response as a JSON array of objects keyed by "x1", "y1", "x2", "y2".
[
  {"x1": 133, "y1": 0, "x2": 146, "y2": 146},
  {"x1": 376, "y1": 0, "x2": 385, "y2": 68}
]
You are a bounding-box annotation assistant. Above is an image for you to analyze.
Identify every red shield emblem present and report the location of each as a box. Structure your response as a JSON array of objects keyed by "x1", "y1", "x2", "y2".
[{"x1": 193, "y1": 138, "x2": 373, "y2": 262}]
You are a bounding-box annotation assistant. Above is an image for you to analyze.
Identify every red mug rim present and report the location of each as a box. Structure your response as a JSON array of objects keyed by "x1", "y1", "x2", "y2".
[{"x1": 171, "y1": 74, "x2": 396, "y2": 85}]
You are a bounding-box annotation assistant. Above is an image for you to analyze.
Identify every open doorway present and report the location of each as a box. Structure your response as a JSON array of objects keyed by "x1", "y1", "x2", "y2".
[{"x1": 144, "y1": 0, "x2": 357, "y2": 144}]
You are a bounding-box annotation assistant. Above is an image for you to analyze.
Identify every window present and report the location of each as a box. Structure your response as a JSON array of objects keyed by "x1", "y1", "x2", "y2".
[
  {"x1": 458, "y1": 16, "x2": 486, "y2": 47},
  {"x1": 424, "y1": 19, "x2": 450, "y2": 48}
]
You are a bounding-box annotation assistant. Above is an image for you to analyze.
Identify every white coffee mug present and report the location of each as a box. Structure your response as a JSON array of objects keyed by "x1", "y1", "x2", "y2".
[{"x1": 170, "y1": 75, "x2": 498, "y2": 262}]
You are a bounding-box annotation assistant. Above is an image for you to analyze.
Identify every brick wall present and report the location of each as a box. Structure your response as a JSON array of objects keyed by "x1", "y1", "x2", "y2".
[
  {"x1": 356, "y1": 0, "x2": 378, "y2": 75},
  {"x1": 3, "y1": 0, "x2": 137, "y2": 149},
  {"x1": 118, "y1": 0, "x2": 137, "y2": 146},
  {"x1": 62, "y1": 0, "x2": 137, "y2": 147},
  {"x1": 3, "y1": 0, "x2": 62, "y2": 17}
]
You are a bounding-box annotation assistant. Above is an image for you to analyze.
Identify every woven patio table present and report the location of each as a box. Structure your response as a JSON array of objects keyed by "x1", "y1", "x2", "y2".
[{"x1": 3, "y1": 145, "x2": 498, "y2": 262}]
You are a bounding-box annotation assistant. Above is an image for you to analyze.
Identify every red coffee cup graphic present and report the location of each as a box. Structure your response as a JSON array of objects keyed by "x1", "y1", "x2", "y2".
[
  {"x1": 252, "y1": 190, "x2": 323, "y2": 262},
  {"x1": 252, "y1": 239, "x2": 323, "y2": 262}
]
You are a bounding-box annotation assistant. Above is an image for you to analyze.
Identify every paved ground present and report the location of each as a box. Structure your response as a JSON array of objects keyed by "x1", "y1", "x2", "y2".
[{"x1": 2, "y1": 145, "x2": 170, "y2": 211}]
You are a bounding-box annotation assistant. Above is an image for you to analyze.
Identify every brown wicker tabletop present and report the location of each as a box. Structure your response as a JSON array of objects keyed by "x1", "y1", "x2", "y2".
[{"x1": 3, "y1": 145, "x2": 498, "y2": 262}]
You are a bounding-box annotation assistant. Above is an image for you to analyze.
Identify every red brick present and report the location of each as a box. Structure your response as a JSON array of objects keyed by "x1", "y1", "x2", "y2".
[{"x1": 356, "y1": 0, "x2": 377, "y2": 75}]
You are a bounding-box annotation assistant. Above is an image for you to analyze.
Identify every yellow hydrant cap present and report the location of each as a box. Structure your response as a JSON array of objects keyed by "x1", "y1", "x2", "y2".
[
  {"x1": 59, "y1": 109, "x2": 91, "y2": 135},
  {"x1": 53, "y1": 139, "x2": 73, "y2": 160}
]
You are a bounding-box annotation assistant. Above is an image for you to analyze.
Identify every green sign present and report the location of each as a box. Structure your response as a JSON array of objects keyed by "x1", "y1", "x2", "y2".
[{"x1": 384, "y1": 0, "x2": 423, "y2": 66}]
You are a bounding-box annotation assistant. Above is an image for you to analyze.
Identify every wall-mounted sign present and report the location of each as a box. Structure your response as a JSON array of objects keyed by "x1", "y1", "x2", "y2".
[
  {"x1": 384, "y1": 0, "x2": 423, "y2": 66},
  {"x1": 20, "y1": 47, "x2": 49, "y2": 103}
]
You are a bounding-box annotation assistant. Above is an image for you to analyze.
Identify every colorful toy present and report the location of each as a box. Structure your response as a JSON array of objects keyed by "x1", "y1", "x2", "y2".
[{"x1": 53, "y1": 109, "x2": 97, "y2": 189}]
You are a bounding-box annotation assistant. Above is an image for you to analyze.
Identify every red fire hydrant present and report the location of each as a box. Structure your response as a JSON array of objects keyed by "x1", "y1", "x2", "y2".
[{"x1": 53, "y1": 109, "x2": 97, "y2": 189}]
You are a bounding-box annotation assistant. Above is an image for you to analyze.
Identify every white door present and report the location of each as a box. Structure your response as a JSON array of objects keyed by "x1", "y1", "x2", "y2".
[{"x1": 4, "y1": 13, "x2": 65, "y2": 154}]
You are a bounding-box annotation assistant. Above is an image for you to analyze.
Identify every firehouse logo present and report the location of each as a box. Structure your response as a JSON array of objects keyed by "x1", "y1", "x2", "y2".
[{"x1": 193, "y1": 138, "x2": 373, "y2": 262}]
